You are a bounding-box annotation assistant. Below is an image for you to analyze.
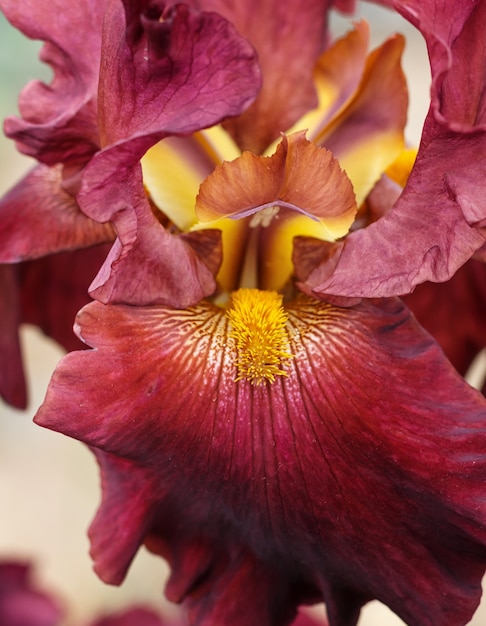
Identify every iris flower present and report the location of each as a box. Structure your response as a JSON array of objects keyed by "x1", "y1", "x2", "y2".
[{"x1": 2, "y1": 0, "x2": 486, "y2": 625}]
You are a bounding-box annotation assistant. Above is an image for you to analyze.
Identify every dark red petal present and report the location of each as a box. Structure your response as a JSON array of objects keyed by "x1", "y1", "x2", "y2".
[
  {"x1": 302, "y1": 0, "x2": 486, "y2": 298},
  {"x1": 19, "y1": 244, "x2": 113, "y2": 352},
  {"x1": 1, "y1": 0, "x2": 106, "y2": 166},
  {"x1": 0, "y1": 165, "x2": 114, "y2": 263},
  {"x1": 36, "y1": 297, "x2": 486, "y2": 626},
  {"x1": 90, "y1": 606, "x2": 168, "y2": 626},
  {"x1": 78, "y1": 150, "x2": 221, "y2": 307},
  {"x1": 0, "y1": 265, "x2": 26, "y2": 409},
  {"x1": 403, "y1": 257, "x2": 486, "y2": 378}
]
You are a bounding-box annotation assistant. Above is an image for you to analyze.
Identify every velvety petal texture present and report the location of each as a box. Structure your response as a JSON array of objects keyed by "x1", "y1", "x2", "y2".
[
  {"x1": 0, "y1": 266, "x2": 26, "y2": 409},
  {"x1": 36, "y1": 296, "x2": 486, "y2": 626},
  {"x1": 298, "y1": 0, "x2": 486, "y2": 298}
]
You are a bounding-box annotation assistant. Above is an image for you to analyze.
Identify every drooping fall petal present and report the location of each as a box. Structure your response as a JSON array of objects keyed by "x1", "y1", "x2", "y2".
[
  {"x1": 0, "y1": 165, "x2": 114, "y2": 262},
  {"x1": 403, "y1": 257, "x2": 486, "y2": 378},
  {"x1": 36, "y1": 296, "x2": 486, "y2": 626},
  {"x1": 0, "y1": 265, "x2": 26, "y2": 409},
  {"x1": 297, "y1": 0, "x2": 486, "y2": 298},
  {"x1": 1, "y1": 0, "x2": 106, "y2": 166}
]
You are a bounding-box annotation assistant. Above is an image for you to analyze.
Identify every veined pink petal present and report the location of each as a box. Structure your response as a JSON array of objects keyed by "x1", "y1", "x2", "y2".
[
  {"x1": 99, "y1": 1, "x2": 261, "y2": 146},
  {"x1": 0, "y1": 265, "x2": 26, "y2": 409},
  {"x1": 1, "y1": 0, "x2": 106, "y2": 166},
  {"x1": 301, "y1": 0, "x2": 486, "y2": 298},
  {"x1": 36, "y1": 296, "x2": 486, "y2": 626},
  {"x1": 0, "y1": 165, "x2": 114, "y2": 262}
]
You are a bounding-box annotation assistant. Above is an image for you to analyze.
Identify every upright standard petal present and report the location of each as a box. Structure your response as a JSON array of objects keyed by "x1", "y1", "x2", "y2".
[
  {"x1": 170, "y1": 0, "x2": 332, "y2": 153},
  {"x1": 36, "y1": 296, "x2": 486, "y2": 626},
  {"x1": 299, "y1": 0, "x2": 486, "y2": 298}
]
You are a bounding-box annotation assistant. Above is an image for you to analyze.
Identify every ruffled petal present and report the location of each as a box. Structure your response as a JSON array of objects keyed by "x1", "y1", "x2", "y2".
[
  {"x1": 36, "y1": 296, "x2": 486, "y2": 626},
  {"x1": 299, "y1": 0, "x2": 486, "y2": 298},
  {"x1": 196, "y1": 132, "x2": 357, "y2": 231},
  {"x1": 0, "y1": 265, "x2": 27, "y2": 409},
  {"x1": 99, "y1": 1, "x2": 261, "y2": 146},
  {"x1": 0, "y1": 165, "x2": 114, "y2": 262},
  {"x1": 1, "y1": 0, "x2": 106, "y2": 165}
]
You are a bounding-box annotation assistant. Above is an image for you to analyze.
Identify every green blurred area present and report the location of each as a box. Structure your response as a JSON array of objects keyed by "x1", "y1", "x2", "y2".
[{"x1": 0, "y1": 11, "x2": 49, "y2": 117}]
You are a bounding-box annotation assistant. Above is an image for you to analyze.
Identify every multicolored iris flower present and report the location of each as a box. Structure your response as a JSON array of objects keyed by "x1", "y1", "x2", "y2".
[{"x1": 1, "y1": 1, "x2": 486, "y2": 625}]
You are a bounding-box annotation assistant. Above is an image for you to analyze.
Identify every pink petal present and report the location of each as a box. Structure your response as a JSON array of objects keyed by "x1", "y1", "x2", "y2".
[
  {"x1": 0, "y1": 165, "x2": 114, "y2": 263},
  {"x1": 1, "y1": 0, "x2": 106, "y2": 166},
  {"x1": 300, "y1": 0, "x2": 486, "y2": 298},
  {"x1": 0, "y1": 561, "x2": 63, "y2": 626},
  {"x1": 36, "y1": 296, "x2": 486, "y2": 626}
]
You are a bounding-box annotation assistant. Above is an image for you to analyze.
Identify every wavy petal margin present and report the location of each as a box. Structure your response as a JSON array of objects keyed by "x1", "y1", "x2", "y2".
[
  {"x1": 1, "y1": 0, "x2": 106, "y2": 166},
  {"x1": 0, "y1": 165, "x2": 114, "y2": 262},
  {"x1": 297, "y1": 0, "x2": 486, "y2": 298},
  {"x1": 36, "y1": 297, "x2": 486, "y2": 626},
  {"x1": 75, "y1": 2, "x2": 261, "y2": 306}
]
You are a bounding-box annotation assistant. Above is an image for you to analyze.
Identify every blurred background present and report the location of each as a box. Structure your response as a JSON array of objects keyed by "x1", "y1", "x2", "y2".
[{"x1": 0, "y1": 3, "x2": 484, "y2": 625}]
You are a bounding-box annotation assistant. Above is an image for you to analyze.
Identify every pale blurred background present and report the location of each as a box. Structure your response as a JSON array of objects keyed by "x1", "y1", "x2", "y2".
[{"x1": 0, "y1": 3, "x2": 485, "y2": 625}]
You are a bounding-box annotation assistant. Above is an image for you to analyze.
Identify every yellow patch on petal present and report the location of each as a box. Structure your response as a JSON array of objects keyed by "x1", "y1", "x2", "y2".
[
  {"x1": 386, "y1": 147, "x2": 418, "y2": 187},
  {"x1": 226, "y1": 289, "x2": 293, "y2": 385}
]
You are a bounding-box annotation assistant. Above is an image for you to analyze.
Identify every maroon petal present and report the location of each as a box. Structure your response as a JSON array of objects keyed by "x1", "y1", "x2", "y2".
[
  {"x1": 36, "y1": 296, "x2": 486, "y2": 626},
  {"x1": 90, "y1": 606, "x2": 169, "y2": 626},
  {"x1": 99, "y1": 1, "x2": 261, "y2": 146},
  {"x1": 0, "y1": 265, "x2": 26, "y2": 409},
  {"x1": 0, "y1": 561, "x2": 63, "y2": 626},
  {"x1": 1, "y1": 0, "x2": 106, "y2": 166},
  {"x1": 78, "y1": 150, "x2": 221, "y2": 307},
  {"x1": 403, "y1": 257, "x2": 486, "y2": 378},
  {"x1": 299, "y1": 0, "x2": 486, "y2": 298},
  {"x1": 0, "y1": 165, "x2": 114, "y2": 263},
  {"x1": 19, "y1": 243, "x2": 113, "y2": 352}
]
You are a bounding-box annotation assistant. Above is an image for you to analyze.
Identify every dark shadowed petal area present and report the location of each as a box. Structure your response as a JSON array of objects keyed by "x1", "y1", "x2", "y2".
[
  {"x1": 166, "y1": 0, "x2": 332, "y2": 153},
  {"x1": 19, "y1": 243, "x2": 113, "y2": 351},
  {"x1": 0, "y1": 265, "x2": 26, "y2": 409},
  {"x1": 1, "y1": 0, "x2": 106, "y2": 166},
  {"x1": 0, "y1": 165, "x2": 114, "y2": 262},
  {"x1": 36, "y1": 296, "x2": 486, "y2": 626},
  {"x1": 403, "y1": 257, "x2": 486, "y2": 379},
  {"x1": 0, "y1": 561, "x2": 63, "y2": 626},
  {"x1": 298, "y1": 0, "x2": 486, "y2": 298}
]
